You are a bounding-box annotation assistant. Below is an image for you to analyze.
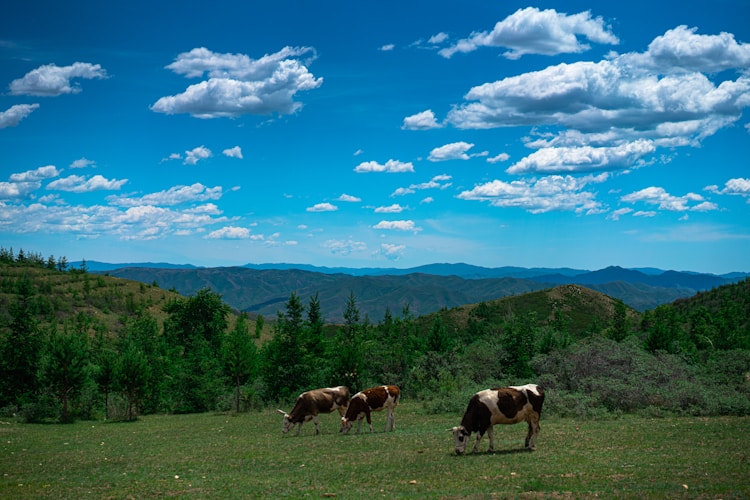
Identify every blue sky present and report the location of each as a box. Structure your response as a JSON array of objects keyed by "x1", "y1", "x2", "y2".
[{"x1": 1, "y1": 0, "x2": 749, "y2": 274}]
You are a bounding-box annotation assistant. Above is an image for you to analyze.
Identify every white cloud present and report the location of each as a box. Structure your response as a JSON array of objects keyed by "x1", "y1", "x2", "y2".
[
  {"x1": 338, "y1": 193, "x2": 361, "y2": 202},
  {"x1": 222, "y1": 146, "x2": 243, "y2": 159},
  {"x1": 46, "y1": 174, "x2": 127, "y2": 193},
  {"x1": 443, "y1": 25, "x2": 750, "y2": 176},
  {"x1": 707, "y1": 178, "x2": 750, "y2": 200},
  {"x1": 0, "y1": 104, "x2": 39, "y2": 128},
  {"x1": 428, "y1": 33, "x2": 449, "y2": 45},
  {"x1": 458, "y1": 174, "x2": 607, "y2": 214},
  {"x1": 373, "y1": 220, "x2": 421, "y2": 232},
  {"x1": 151, "y1": 46, "x2": 322, "y2": 118},
  {"x1": 620, "y1": 25, "x2": 750, "y2": 74},
  {"x1": 507, "y1": 140, "x2": 656, "y2": 174},
  {"x1": 108, "y1": 183, "x2": 223, "y2": 207},
  {"x1": 487, "y1": 153, "x2": 510, "y2": 163},
  {"x1": 307, "y1": 202, "x2": 338, "y2": 212},
  {"x1": 621, "y1": 186, "x2": 718, "y2": 212},
  {"x1": 374, "y1": 204, "x2": 405, "y2": 213},
  {"x1": 439, "y1": 7, "x2": 618, "y2": 59},
  {"x1": 354, "y1": 159, "x2": 414, "y2": 173},
  {"x1": 379, "y1": 243, "x2": 406, "y2": 260},
  {"x1": 184, "y1": 146, "x2": 212, "y2": 165},
  {"x1": 608, "y1": 207, "x2": 633, "y2": 221},
  {"x1": 402, "y1": 109, "x2": 442, "y2": 130},
  {"x1": 428, "y1": 141, "x2": 475, "y2": 161},
  {"x1": 323, "y1": 239, "x2": 367, "y2": 255},
  {"x1": 9, "y1": 62, "x2": 107, "y2": 96},
  {"x1": 70, "y1": 157, "x2": 95, "y2": 169},
  {"x1": 205, "y1": 226, "x2": 250, "y2": 239},
  {"x1": 379, "y1": 44, "x2": 395, "y2": 51}
]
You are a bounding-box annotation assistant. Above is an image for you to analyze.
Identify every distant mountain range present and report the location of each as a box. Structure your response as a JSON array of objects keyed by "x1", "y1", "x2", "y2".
[{"x1": 81, "y1": 261, "x2": 748, "y2": 322}]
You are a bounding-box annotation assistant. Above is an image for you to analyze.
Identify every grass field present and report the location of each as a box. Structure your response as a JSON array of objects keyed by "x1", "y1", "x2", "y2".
[{"x1": 2, "y1": 402, "x2": 748, "y2": 498}]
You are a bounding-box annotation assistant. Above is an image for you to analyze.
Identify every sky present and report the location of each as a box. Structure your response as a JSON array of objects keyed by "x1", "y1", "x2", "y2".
[{"x1": 1, "y1": 0, "x2": 749, "y2": 274}]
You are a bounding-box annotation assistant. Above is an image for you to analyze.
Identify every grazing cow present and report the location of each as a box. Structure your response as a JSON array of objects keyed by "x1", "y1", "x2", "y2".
[
  {"x1": 340, "y1": 385, "x2": 400, "y2": 434},
  {"x1": 277, "y1": 386, "x2": 350, "y2": 435},
  {"x1": 452, "y1": 384, "x2": 544, "y2": 454}
]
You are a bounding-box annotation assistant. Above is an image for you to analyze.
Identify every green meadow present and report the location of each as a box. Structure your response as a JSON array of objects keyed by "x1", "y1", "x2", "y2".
[{"x1": 2, "y1": 402, "x2": 748, "y2": 498}]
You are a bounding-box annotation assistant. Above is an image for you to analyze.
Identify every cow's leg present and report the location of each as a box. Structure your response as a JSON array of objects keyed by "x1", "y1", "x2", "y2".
[
  {"x1": 526, "y1": 415, "x2": 540, "y2": 449},
  {"x1": 355, "y1": 415, "x2": 363, "y2": 434},
  {"x1": 385, "y1": 407, "x2": 395, "y2": 432},
  {"x1": 312, "y1": 415, "x2": 320, "y2": 435},
  {"x1": 487, "y1": 426, "x2": 495, "y2": 452},
  {"x1": 366, "y1": 410, "x2": 374, "y2": 433},
  {"x1": 472, "y1": 431, "x2": 484, "y2": 453},
  {"x1": 295, "y1": 422, "x2": 302, "y2": 436}
]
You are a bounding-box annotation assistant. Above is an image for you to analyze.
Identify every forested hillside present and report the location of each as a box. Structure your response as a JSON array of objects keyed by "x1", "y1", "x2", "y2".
[{"x1": 1, "y1": 247, "x2": 749, "y2": 424}]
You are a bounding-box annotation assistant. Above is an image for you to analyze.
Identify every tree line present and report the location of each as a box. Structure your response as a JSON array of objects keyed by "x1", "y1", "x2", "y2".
[{"x1": 1, "y1": 246, "x2": 749, "y2": 422}]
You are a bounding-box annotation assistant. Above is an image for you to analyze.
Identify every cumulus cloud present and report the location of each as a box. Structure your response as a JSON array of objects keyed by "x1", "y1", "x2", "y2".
[
  {"x1": 9, "y1": 62, "x2": 107, "y2": 96},
  {"x1": 458, "y1": 174, "x2": 607, "y2": 214},
  {"x1": 0, "y1": 165, "x2": 60, "y2": 200},
  {"x1": 307, "y1": 202, "x2": 338, "y2": 212},
  {"x1": 205, "y1": 226, "x2": 250, "y2": 239},
  {"x1": 379, "y1": 44, "x2": 395, "y2": 51},
  {"x1": 428, "y1": 141, "x2": 475, "y2": 161},
  {"x1": 374, "y1": 204, "x2": 405, "y2": 213},
  {"x1": 46, "y1": 174, "x2": 127, "y2": 193},
  {"x1": 507, "y1": 140, "x2": 656, "y2": 174},
  {"x1": 151, "y1": 46, "x2": 322, "y2": 118},
  {"x1": 402, "y1": 109, "x2": 442, "y2": 130},
  {"x1": 706, "y1": 178, "x2": 750, "y2": 200},
  {"x1": 621, "y1": 186, "x2": 718, "y2": 211},
  {"x1": 70, "y1": 157, "x2": 95, "y2": 169},
  {"x1": 354, "y1": 159, "x2": 414, "y2": 173},
  {"x1": 439, "y1": 7, "x2": 618, "y2": 59},
  {"x1": 108, "y1": 183, "x2": 222, "y2": 207},
  {"x1": 373, "y1": 220, "x2": 421, "y2": 231},
  {"x1": 184, "y1": 146, "x2": 212, "y2": 165},
  {"x1": 222, "y1": 146, "x2": 243, "y2": 159},
  {"x1": 338, "y1": 193, "x2": 361, "y2": 202},
  {"x1": 0, "y1": 104, "x2": 40, "y2": 128}
]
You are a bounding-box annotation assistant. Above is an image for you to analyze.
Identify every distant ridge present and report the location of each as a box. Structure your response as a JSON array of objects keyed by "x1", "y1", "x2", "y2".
[{"x1": 73, "y1": 260, "x2": 199, "y2": 271}]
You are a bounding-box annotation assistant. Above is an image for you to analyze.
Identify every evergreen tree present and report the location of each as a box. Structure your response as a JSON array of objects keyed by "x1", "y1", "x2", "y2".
[
  {"x1": 222, "y1": 313, "x2": 257, "y2": 412},
  {"x1": 0, "y1": 275, "x2": 43, "y2": 407},
  {"x1": 116, "y1": 341, "x2": 149, "y2": 420},
  {"x1": 40, "y1": 326, "x2": 91, "y2": 423},
  {"x1": 331, "y1": 292, "x2": 363, "y2": 391},
  {"x1": 611, "y1": 299, "x2": 630, "y2": 342},
  {"x1": 501, "y1": 312, "x2": 537, "y2": 379},
  {"x1": 260, "y1": 292, "x2": 306, "y2": 401}
]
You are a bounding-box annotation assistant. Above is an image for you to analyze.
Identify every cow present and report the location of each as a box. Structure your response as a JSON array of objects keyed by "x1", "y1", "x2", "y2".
[
  {"x1": 452, "y1": 384, "x2": 544, "y2": 454},
  {"x1": 277, "y1": 386, "x2": 350, "y2": 436},
  {"x1": 340, "y1": 385, "x2": 400, "y2": 434}
]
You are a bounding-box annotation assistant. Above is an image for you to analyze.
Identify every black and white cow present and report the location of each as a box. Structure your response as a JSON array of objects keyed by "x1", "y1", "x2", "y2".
[
  {"x1": 277, "y1": 386, "x2": 350, "y2": 435},
  {"x1": 340, "y1": 385, "x2": 400, "y2": 434},
  {"x1": 452, "y1": 384, "x2": 545, "y2": 454}
]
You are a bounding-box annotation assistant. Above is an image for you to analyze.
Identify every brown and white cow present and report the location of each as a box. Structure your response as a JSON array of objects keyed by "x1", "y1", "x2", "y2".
[
  {"x1": 277, "y1": 386, "x2": 350, "y2": 435},
  {"x1": 452, "y1": 384, "x2": 544, "y2": 454},
  {"x1": 340, "y1": 385, "x2": 400, "y2": 434}
]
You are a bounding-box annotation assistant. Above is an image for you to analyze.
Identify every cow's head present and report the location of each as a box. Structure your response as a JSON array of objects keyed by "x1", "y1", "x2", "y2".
[
  {"x1": 277, "y1": 409, "x2": 293, "y2": 433},
  {"x1": 340, "y1": 417, "x2": 353, "y2": 434},
  {"x1": 452, "y1": 426, "x2": 470, "y2": 455}
]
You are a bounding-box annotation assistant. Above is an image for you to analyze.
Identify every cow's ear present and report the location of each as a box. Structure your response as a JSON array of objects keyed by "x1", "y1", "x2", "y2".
[{"x1": 277, "y1": 409, "x2": 287, "y2": 415}]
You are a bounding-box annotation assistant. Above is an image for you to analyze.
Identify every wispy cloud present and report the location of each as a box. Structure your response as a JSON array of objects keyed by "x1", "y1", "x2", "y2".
[
  {"x1": 0, "y1": 104, "x2": 39, "y2": 128},
  {"x1": 354, "y1": 159, "x2": 414, "y2": 173}
]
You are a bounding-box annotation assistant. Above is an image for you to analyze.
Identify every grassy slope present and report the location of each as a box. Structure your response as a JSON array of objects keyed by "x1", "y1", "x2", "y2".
[{"x1": 1, "y1": 402, "x2": 748, "y2": 498}]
